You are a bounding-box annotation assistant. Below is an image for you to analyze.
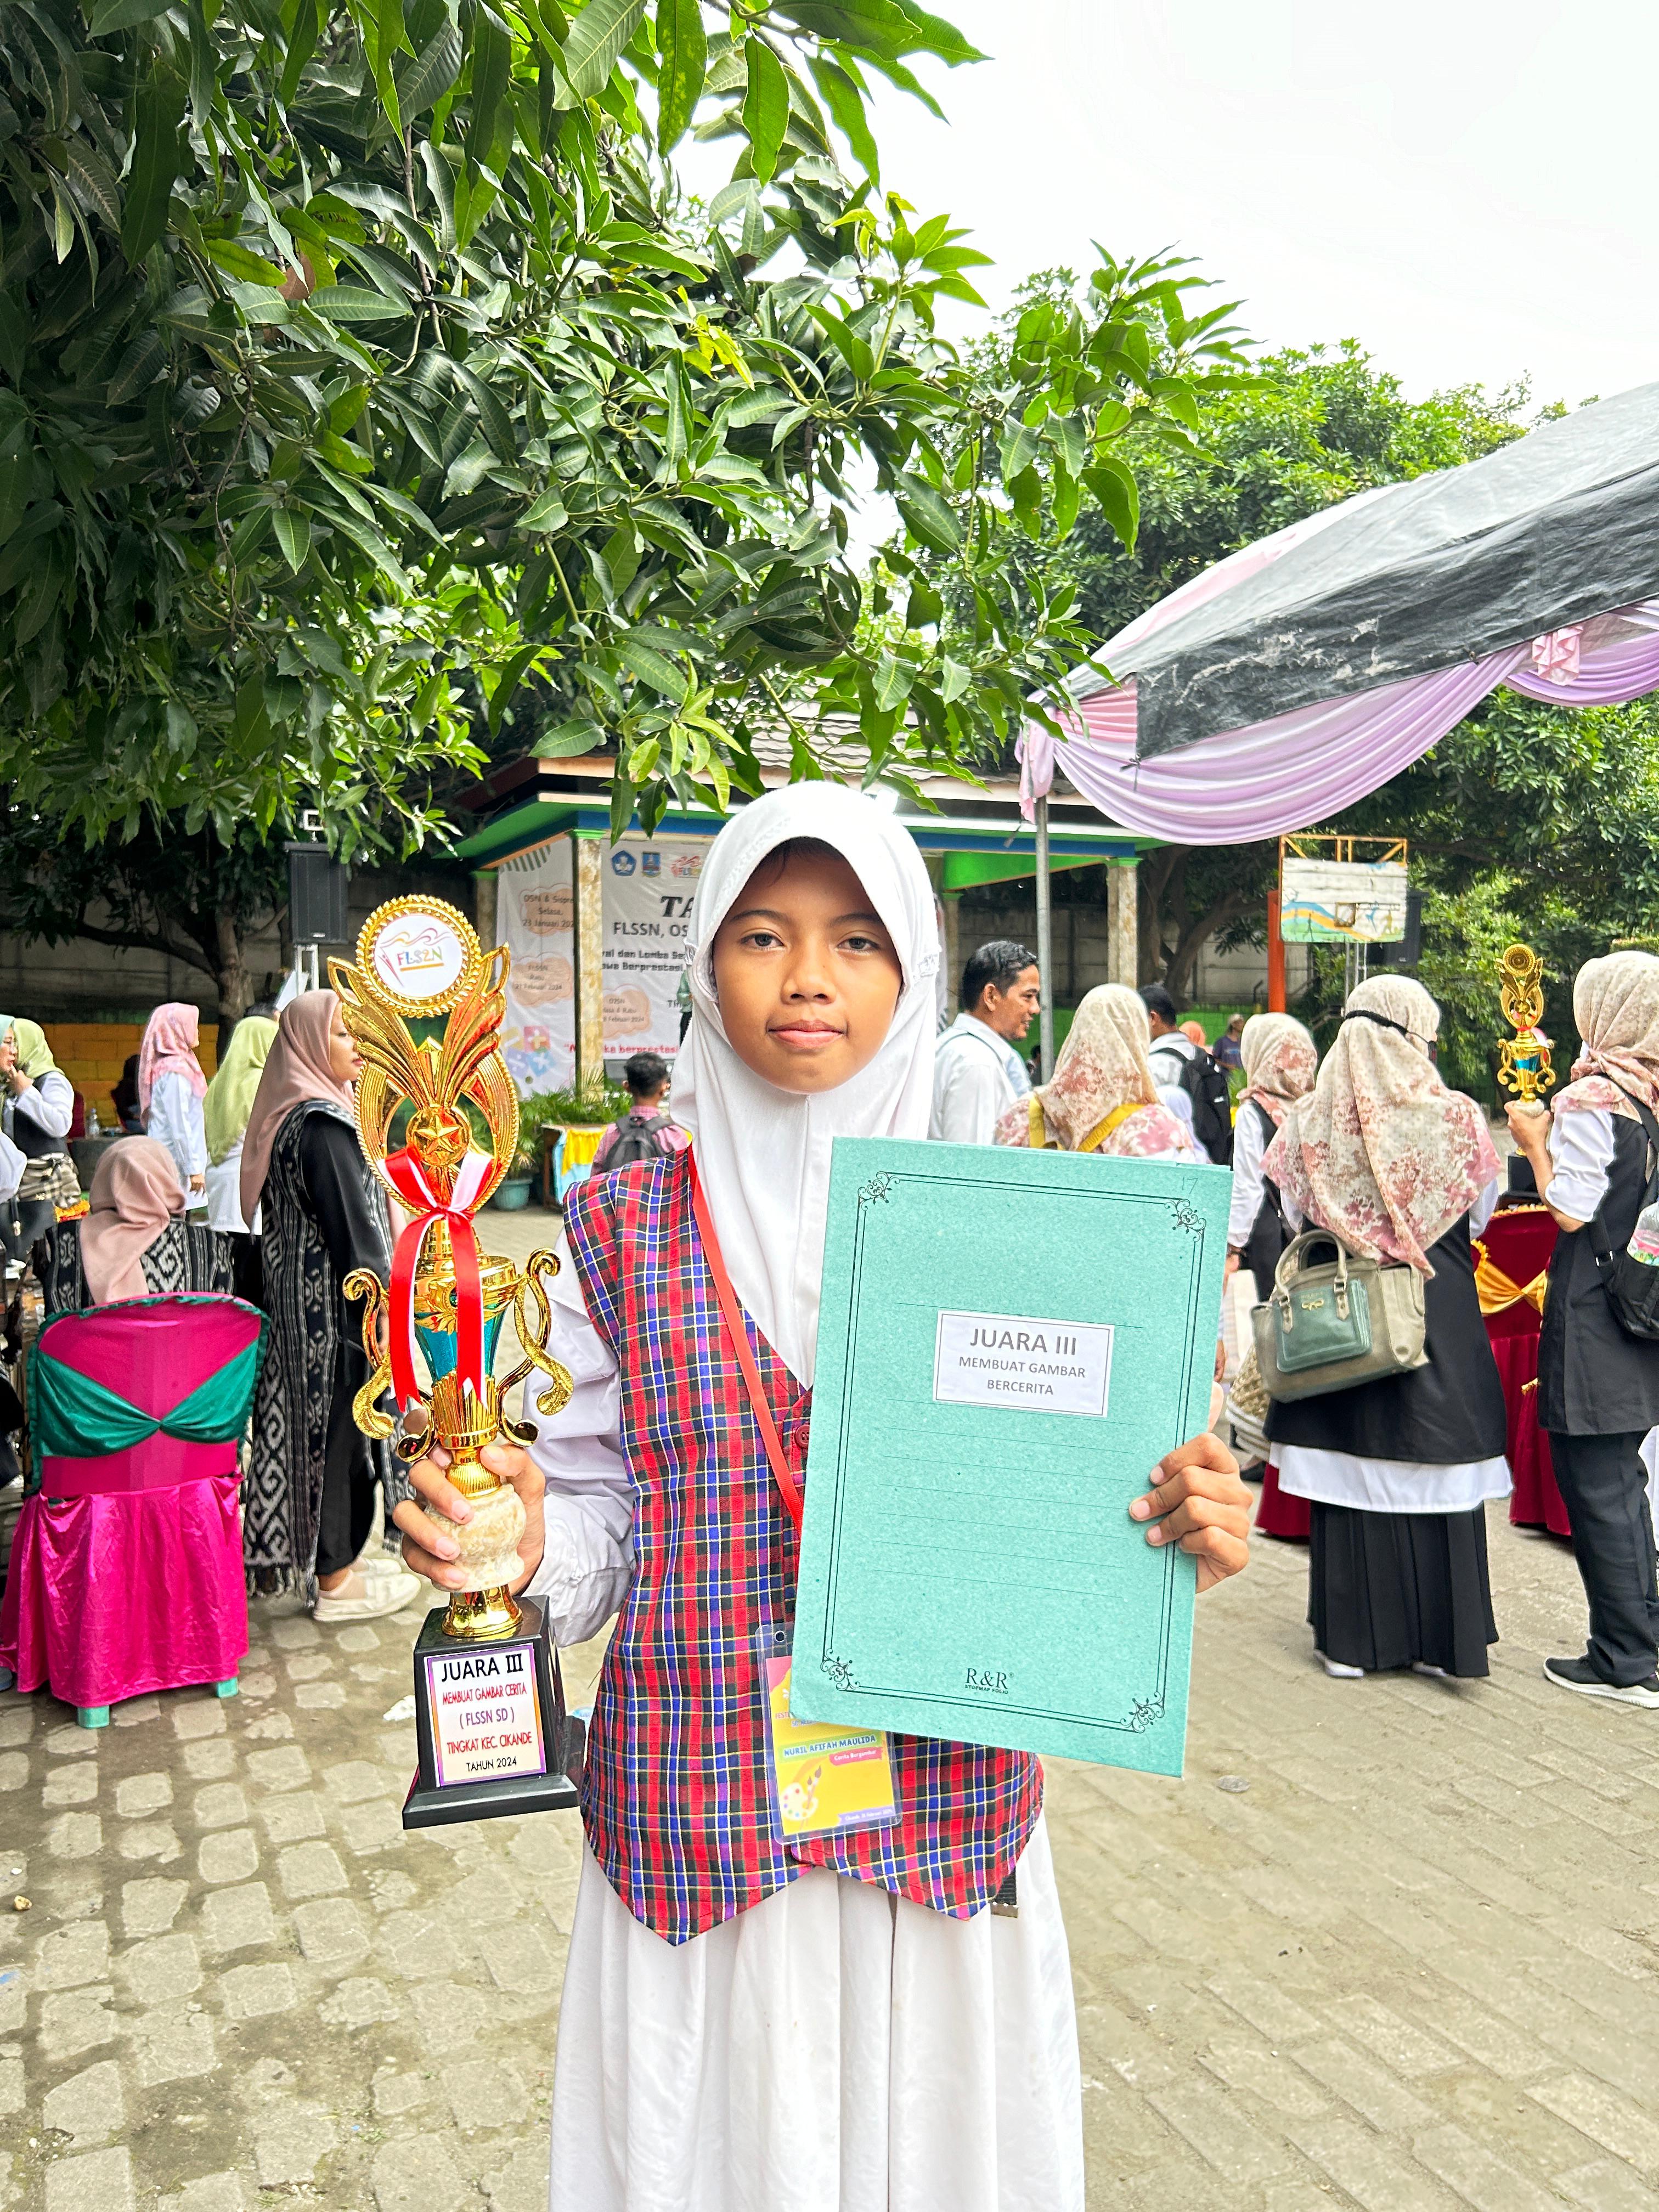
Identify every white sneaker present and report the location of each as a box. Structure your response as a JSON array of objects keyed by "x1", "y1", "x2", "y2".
[
  {"x1": 354, "y1": 1552, "x2": 408, "y2": 1578},
  {"x1": 1412, "y1": 1661, "x2": 1451, "y2": 1680},
  {"x1": 314, "y1": 1568, "x2": 424, "y2": 1624},
  {"x1": 1316, "y1": 1650, "x2": 1364, "y2": 1679}
]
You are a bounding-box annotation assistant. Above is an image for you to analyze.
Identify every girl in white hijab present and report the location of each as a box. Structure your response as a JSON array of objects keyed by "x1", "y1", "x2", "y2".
[{"x1": 394, "y1": 785, "x2": 1250, "y2": 2212}]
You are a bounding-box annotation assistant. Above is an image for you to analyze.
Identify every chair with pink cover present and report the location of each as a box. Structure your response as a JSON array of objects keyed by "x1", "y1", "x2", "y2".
[{"x1": 0, "y1": 1295, "x2": 266, "y2": 1726}]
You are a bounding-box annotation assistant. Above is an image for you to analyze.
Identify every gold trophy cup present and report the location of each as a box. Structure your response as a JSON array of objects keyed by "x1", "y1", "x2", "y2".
[
  {"x1": 1496, "y1": 943, "x2": 1555, "y2": 1116},
  {"x1": 330, "y1": 896, "x2": 583, "y2": 1829}
]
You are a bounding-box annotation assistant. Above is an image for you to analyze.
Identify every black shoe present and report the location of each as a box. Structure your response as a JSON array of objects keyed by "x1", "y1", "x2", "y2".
[{"x1": 1543, "y1": 1656, "x2": 1659, "y2": 1707}]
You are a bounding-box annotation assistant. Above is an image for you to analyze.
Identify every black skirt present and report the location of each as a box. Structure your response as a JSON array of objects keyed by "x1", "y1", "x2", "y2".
[{"x1": 1308, "y1": 1502, "x2": 1497, "y2": 1677}]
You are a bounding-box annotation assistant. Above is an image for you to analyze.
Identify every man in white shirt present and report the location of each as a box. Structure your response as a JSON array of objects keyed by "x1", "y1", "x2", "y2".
[{"x1": 930, "y1": 940, "x2": 1041, "y2": 1144}]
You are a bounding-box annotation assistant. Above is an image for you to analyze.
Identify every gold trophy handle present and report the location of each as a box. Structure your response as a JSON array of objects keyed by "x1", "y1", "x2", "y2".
[
  {"x1": 500, "y1": 1249, "x2": 575, "y2": 1442},
  {"x1": 342, "y1": 1269, "x2": 398, "y2": 1441}
]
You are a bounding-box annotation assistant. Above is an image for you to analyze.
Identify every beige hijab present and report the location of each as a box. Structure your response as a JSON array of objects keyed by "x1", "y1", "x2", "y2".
[
  {"x1": 79, "y1": 1137, "x2": 186, "y2": 1305},
  {"x1": 1003, "y1": 983, "x2": 1194, "y2": 1158},
  {"x1": 1552, "y1": 951, "x2": 1659, "y2": 1123},
  {"x1": 239, "y1": 992, "x2": 356, "y2": 1223},
  {"x1": 1238, "y1": 1012, "x2": 1318, "y2": 1127},
  {"x1": 1262, "y1": 975, "x2": 1498, "y2": 1275}
]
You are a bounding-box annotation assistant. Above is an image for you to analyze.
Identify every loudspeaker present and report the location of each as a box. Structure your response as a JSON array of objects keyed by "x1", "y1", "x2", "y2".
[{"x1": 287, "y1": 843, "x2": 349, "y2": 945}]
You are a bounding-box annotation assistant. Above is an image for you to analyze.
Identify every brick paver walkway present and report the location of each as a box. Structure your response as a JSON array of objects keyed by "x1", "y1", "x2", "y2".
[{"x1": 2, "y1": 1212, "x2": 1656, "y2": 2208}]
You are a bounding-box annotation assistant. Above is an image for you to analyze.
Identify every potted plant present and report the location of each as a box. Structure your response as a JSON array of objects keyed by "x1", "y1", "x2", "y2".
[
  {"x1": 517, "y1": 1083, "x2": 631, "y2": 1205},
  {"x1": 491, "y1": 1143, "x2": 537, "y2": 1211}
]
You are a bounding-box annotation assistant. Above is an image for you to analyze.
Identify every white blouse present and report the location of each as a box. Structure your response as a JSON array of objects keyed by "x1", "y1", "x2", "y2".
[
  {"x1": 1544, "y1": 1104, "x2": 1616, "y2": 1222},
  {"x1": 147, "y1": 1071, "x2": 207, "y2": 1187},
  {"x1": 1227, "y1": 1099, "x2": 1271, "y2": 1246}
]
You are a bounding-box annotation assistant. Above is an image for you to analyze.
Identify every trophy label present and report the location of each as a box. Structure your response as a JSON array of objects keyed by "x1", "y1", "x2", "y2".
[{"x1": 425, "y1": 1646, "x2": 548, "y2": 1788}]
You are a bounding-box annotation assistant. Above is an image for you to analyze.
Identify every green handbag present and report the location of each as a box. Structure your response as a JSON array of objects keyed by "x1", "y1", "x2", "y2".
[{"x1": 1252, "y1": 1229, "x2": 1429, "y2": 1402}]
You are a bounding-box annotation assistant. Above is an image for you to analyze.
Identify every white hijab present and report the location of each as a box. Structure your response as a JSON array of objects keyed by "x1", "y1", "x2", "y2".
[{"x1": 671, "y1": 783, "x2": 940, "y2": 1385}]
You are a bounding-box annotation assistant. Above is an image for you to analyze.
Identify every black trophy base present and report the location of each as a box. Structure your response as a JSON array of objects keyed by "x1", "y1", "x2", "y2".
[
  {"x1": 403, "y1": 1593, "x2": 586, "y2": 1831},
  {"x1": 1506, "y1": 1152, "x2": 1539, "y2": 1199}
]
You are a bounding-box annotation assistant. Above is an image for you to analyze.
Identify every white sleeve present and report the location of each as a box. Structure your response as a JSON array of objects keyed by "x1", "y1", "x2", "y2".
[
  {"x1": 932, "y1": 1043, "x2": 1009, "y2": 1146},
  {"x1": 1469, "y1": 1178, "x2": 1500, "y2": 1238},
  {"x1": 0, "y1": 1129, "x2": 24, "y2": 1200},
  {"x1": 146, "y1": 1074, "x2": 196, "y2": 1185},
  {"x1": 13, "y1": 1069, "x2": 74, "y2": 1141},
  {"x1": 523, "y1": 1234, "x2": 635, "y2": 1649},
  {"x1": 1546, "y1": 1107, "x2": 1617, "y2": 1222},
  {"x1": 1227, "y1": 1106, "x2": 1268, "y2": 1244}
]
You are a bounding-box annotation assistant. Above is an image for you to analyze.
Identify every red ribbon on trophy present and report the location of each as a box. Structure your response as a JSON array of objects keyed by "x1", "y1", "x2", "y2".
[{"x1": 381, "y1": 1148, "x2": 492, "y2": 1409}]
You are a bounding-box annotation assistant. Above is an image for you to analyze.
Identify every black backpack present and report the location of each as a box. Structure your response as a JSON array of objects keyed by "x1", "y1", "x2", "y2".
[
  {"x1": 1587, "y1": 1084, "x2": 1659, "y2": 1342},
  {"x1": 1177, "y1": 1047, "x2": 1234, "y2": 1165},
  {"x1": 601, "y1": 1110, "x2": 678, "y2": 1172}
]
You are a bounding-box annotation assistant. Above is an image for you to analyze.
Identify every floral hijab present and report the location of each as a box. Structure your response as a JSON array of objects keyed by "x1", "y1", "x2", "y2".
[
  {"x1": 1262, "y1": 975, "x2": 1498, "y2": 1276},
  {"x1": 1238, "y1": 1013, "x2": 1318, "y2": 1127},
  {"x1": 1551, "y1": 951, "x2": 1659, "y2": 1125},
  {"x1": 993, "y1": 983, "x2": 1195, "y2": 1159}
]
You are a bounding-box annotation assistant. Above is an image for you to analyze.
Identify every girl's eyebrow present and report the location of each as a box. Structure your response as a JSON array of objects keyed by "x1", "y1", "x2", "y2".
[{"x1": 727, "y1": 906, "x2": 885, "y2": 929}]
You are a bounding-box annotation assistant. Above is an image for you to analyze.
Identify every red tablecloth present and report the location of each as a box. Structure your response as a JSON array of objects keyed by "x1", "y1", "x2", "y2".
[{"x1": 1478, "y1": 1205, "x2": 1568, "y2": 1536}]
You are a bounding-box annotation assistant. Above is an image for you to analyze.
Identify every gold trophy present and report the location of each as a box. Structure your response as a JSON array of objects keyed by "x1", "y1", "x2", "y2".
[
  {"x1": 330, "y1": 896, "x2": 584, "y2": 1829},
  {"x1": 1497, "y1": 941, "x2": 1555, "y2": 1204}
]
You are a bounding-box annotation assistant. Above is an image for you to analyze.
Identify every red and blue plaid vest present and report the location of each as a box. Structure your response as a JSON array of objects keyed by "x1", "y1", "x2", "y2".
[{"x1": 564, "y1": 1150, "x2": 1043, "y2": 1947}]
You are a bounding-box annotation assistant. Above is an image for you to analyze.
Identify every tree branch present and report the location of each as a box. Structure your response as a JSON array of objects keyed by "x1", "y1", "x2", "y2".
[{"x1": 57, "y1": 917, "x2": 215, "y2": 978}]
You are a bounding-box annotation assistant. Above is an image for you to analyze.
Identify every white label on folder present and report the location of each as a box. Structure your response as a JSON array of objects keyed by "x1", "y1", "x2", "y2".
[{"x1": 933, "y1": 1311, "x2": 1113, "y2": 1418}]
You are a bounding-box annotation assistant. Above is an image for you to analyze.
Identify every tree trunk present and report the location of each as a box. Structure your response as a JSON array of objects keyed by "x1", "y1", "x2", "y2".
[
  {"x1": 1138, "y1": 847, "x2": 1184, "y2": 984},
  {"x1": 1163, "y1": 886, "x2": 1250, "y2": 1002},
  {"x1": 213, "y1": 909, "x2": 251, "y2": 1060}
]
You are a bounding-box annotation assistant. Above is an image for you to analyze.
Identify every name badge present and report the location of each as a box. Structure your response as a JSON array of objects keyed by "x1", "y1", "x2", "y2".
[
  {"x1": 763, "y1": 1656, "x2": 898, "y2": 1842},
  {"x1": 933, "y1": 1310, "x2": 1114, "y2": 1418}
]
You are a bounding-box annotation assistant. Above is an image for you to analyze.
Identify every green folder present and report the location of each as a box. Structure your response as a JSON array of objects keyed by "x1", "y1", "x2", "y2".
[{"x1": 791, "y1": 1137, "x2": 1231, "y2": 1777}]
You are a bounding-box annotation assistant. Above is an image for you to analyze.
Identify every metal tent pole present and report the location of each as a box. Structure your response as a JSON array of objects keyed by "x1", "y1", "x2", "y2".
[{"x1": 1034, "y1": 794, "x2": 1055, "y2": 1080}]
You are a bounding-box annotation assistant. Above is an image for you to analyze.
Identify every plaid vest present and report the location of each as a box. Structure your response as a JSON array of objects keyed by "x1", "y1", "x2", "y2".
[{"x1": 565, "y1": 1150, "x2": 1043, "y2": 1947}]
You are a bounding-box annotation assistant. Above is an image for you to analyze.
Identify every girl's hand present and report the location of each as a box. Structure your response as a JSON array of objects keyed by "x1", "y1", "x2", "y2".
[
  {"x1": 393, "y1": 1440, "x2": 547, "y2": 1595},
  {"x1": 1505, "y1": 1101, "x2": 1551, "y2": 1156},
  {"x1": 1131, "y1": 1433, "x2": 1251, "y2": 1594}
]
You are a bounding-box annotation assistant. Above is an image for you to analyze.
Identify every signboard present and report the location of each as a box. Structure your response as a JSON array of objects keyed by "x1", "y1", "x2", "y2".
[
  {"x1": 1279, "y1": 858, "x2": 1409, "y2": 944},
  {"x1": 498, "y1": 834, "x2": 709, "y2": 1093}
]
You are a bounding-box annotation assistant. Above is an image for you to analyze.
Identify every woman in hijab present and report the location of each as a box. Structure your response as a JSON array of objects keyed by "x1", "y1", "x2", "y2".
[
  {"x1": 392, "y1": 787, "x2": 1251, "y2": 2212},
  {"x1": 1263, "y1": 976, "x2": 1506, "y2": 1681},
  {"x1": 0, "y1": 1018, "x2": 80, "y2": 1251},
  {"x1": 240, "y1": 991, "x2": 416, "y2": 1626},
  {"x1": 139, "y1": 1003, "x2": 208, "y2": 1199},
  {"x1": 202, "y1": 1014, "x2": 278, "y2": 1307},
  {"x1": 992, "y1": 982, "x2": 1200, "y2": 1160},
  {"x1": 40, "y1": 1137, "x2": 231, "y2": 1313},
  {"x1": 1507, "y1": 951, "x2": 1659, "y2": 1707},
  {"x1": 1227, "y1": 1013, "x2": 1319, "y2": 1300}
]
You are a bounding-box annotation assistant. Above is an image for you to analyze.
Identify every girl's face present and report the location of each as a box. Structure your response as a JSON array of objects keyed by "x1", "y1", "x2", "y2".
[
  {"x1": 328, "y1": 1008, "x2": 363, "y2": 1083},
  {"x1": 711, "y1": 847, "x2": 902, "y2": 1094}
]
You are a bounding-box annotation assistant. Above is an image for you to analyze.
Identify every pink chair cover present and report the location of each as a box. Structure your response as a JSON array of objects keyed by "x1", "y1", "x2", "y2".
[{"x1": 0, "y1": 1295, "x2": 255, "y2": 1709}]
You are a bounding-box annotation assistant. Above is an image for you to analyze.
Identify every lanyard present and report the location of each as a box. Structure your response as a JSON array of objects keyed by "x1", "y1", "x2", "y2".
[{"x1": 687, "y1": 1152, "x2": 805, "y2": 1534}]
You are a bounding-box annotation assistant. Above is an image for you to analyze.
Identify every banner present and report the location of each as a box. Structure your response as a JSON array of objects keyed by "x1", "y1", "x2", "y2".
[
  {"x1": 498, "y1": 835, "x2": 709, "y2": 1094},
  {"x1": 1279, "y1": 857, "x2": 1409, "y2": 944}
]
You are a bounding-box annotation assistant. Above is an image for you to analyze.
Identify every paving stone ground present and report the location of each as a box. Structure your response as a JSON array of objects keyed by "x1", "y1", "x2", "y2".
[{"x1": 4, "y1": 1212, "x2": 1659, "y2": 2207}]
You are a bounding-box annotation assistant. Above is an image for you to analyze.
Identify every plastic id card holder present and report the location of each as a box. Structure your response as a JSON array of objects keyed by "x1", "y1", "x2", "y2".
[{"x1": 763, "y1": 1654, "x2": 899, "y2": 1843}]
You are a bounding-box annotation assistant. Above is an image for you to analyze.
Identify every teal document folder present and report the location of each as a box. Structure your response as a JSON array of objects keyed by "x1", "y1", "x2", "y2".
[{"x1": 791, "y1": 1137, "x2": 1231, "y2": 1777}]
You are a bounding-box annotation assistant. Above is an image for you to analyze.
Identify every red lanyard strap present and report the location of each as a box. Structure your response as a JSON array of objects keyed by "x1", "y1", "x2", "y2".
[{"x1": 687, "y1": 1152, "x2": 804, "y2": 1534}]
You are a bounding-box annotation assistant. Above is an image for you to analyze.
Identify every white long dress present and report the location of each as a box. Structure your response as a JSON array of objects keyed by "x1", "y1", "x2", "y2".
[
  {"x1": 147, "y1": 1070, "x2": 207, "y2": 1190},
  {"x1": 526, "y1": 1257, "x2": 1085, "y2": 2212}
]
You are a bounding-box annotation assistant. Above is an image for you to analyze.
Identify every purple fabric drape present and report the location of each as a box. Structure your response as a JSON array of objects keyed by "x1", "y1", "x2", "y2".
[{"x1": 1039, "y1": 588, "x2": 1659, "y2": 847}]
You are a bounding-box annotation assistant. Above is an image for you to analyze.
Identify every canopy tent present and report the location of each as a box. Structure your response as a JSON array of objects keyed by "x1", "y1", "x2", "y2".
[{"x1": 1023, "y1": 380, "x2": 1659, "y2": 845}]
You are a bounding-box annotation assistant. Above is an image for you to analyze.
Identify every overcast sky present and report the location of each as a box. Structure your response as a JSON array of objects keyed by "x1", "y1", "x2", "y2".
[{"x1": 787, "y1": 0, "x2": 1657, "y2": 411}]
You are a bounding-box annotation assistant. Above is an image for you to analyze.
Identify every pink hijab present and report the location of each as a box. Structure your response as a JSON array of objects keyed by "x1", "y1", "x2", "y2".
[
  {"x1": 138, "y1": 1002, "x2": 207, "y2": 1120},
  {"x1": 78, "y1": 1137, "x2": 186, "y2": 1305},
  {"x1": 1551, "y1": 952, "x2": 1659, "y2": 1125},
  {"x1": 993, "y1": 983, "x2": 1197, "y2": 1159},
  {"x1": 239, "y1": 992, "x2": 356, "y2": 1222}
]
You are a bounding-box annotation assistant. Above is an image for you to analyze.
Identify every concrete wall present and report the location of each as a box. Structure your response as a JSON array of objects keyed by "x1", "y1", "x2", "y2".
[{"x1": 951, "y1": 872, "x2": 1310, "y2": 1013}]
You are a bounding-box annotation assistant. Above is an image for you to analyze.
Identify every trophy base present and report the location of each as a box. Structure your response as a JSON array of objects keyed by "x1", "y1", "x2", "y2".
[{"x1": 403, "y1": 1593, "x2": 585, "y2": 1831}]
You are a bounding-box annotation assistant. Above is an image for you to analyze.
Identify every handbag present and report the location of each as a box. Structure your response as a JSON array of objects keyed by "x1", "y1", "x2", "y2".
[
  {"x1": 1586, "y1": 1086, "x2": 1659, "y2": 1343},
  {"x1": 1252, "y1": 1229, "x2": 1429, "y2": 1402}
]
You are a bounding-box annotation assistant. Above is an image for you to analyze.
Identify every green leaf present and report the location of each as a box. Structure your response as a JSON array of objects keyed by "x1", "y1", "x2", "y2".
[
  {"x1": 89, "y1": 0, "x2": 170, "y2": 29},
  {"x1": 14, "y1": 534, "x2": 64, "y2": 647},
  {"x1": 771, "y1": 2, "x2": 984, "y2": 65},
  {"x1": 466, "y1": 6, "x2": 512, "y2": 168},
  {"x1": 0, "y1": 297, "x2": 25, "y2": 387},
  {"x1": 894, "y1": 472, "x2": 960, "y2": 555},
  {"x1": 488, "y1": 643, "x2": 543, "y2": 732},
  {"x1": 308, "y1": 285, "x2": 413, "y2": 321},
  {"x1": 805, "y1": 301, "x2": 873, "y2": 382},
  {"x1": 273, "y1": 506, "x2": 312, "y2": 573},
  {"x1": 278, "y1": 0, "x2": 321, "y2": 108},
  {"x1": 107, "y1": 326, "x2": 166, "y2": 404},
  {"x1": 516, "y1": 488, "x2": 569, "y2": 532},
  {"x1": 904, "y1": 575, "x2": 941, "y2": 630},
  {"x1": 1082, "y1": 458, "x2": 1140, "y2": 551},
  {"x1": 535, "y1": 717, "x2": 607, "y2": 757},
  {"x1": 64, "y1": 144, "x2": 122, "y2": 233},
  {"x1": 401, "y1": 19, "x2": 463, "y2": 116},
  {"x1": 562, "y1": 0, "x2": 646, "y2": 99},
  {"x1": 741, "y1": 36, "x2": 788, "y2": 184},
  {"x1": 0, "y1": 431, "x2": 33, "y2": 548},
  {"x1": 654, "y1": 0, "x2": 705, "y2": 151},
  {"x1": 617, "y1": 630, "x2": 687, "y2": 702},
  {"x1": 807, "y1": 55, "x2": 878, "y2": 180}
]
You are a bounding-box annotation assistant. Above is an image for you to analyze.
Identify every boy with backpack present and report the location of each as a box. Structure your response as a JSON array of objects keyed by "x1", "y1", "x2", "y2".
[
  {"x1": 1141, "y1": 985, "x2": 1234, "y2": 1166},
  {"x1": 591, "y1": 1051, "x2": 689, "y2": 1175}
]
